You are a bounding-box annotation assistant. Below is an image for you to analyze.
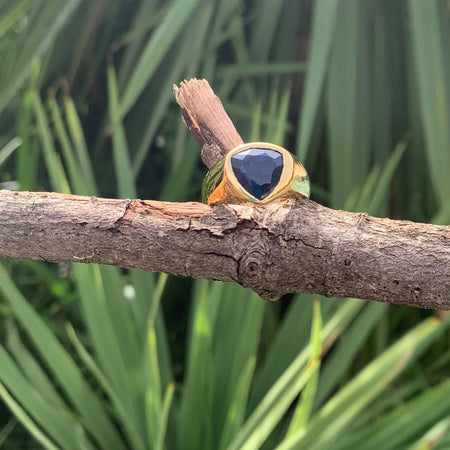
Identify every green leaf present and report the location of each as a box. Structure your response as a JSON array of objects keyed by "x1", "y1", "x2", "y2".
[
  {"x1": 130, "y1": 270, "x2": 172, "y2": 388},
  {"x1": 48, "y1": 92, "x2": 88, "y2": 196},
  {"x1": 219, "y1": 62, "x2": 306, "y2": 79},
  {"x1": 0, "y1": 383, "x2": 59, "y2": 450},
  {"x1": 249, "y1": 0, "x2": 285, "y2": 62},
  {"x1": 178, "y1": 280, "x2": 221, "y2": 450},
  {"x1": 219, "y1": 357, "x2": 256, "y2": 450},
  {"x1": 285, "y1": 297, "x2": 323, "y2": 435},
  {"x1": 107, "y1": 62, "x2": 137, "y2": 198},
  {"x1": 99, "y1": 265, "x2": 140, "y2": 369},
  {"x1": 212, "y1": 287, "x2": 265, "y2": 445},
  {"x1": 409, "y1": 417, "x2": 450, "y2": 450},
  {"x1": 276, "y1": 316, "x2": 441, "y2": 449},
  {"x1": 73, "y1": 264, "x2": 146, "y2": 449},
  {"x1": 144, "y1": 323, "x2": 162, "y2": 445},
  {"x1": 250, "y1": 297, "x2": 364, "y2": 411},
  {"x1": 228, "y1": 359, "x2": 319, "y2": 450},
  {"x1": 0, "y1": 346, "x2": 91, "y2": 450},
  {"x1": 5, "y1": 320, "x2": 65, "y2": 410},
  {"x1": 0, "y1": 137, "x2": 21, "y2": 168},
  {"x1": 0, "y1": 0, "x2": 83, "y2": 114},
  {"x1": 229, "y1": 298, "x2": 364, "y2": 450},
  {"x1": 66, "y1": 323, "x2": 145, "y2": 450},
  {"x1": 0, "y1": 0, "x2": 33, "y2": 40},
  {"x1": 0, "y1": 264, "x2": 126, "y2": 449},
  {"x1": 119, "y1": 0, "x2": 201, "y2": 119},
  {"x1": 313, "y1": 302, "x2": 388, "y2": 409},
  {"x1": 31, "y1": 87, "x2": 71, "y2": 194},
  {"x1": 296, "y1": 0, "x2": 339, "y2": 160},
  {"x1": 154, "y1": 382, "x2": 175, "y2": 450},
  {"x1": 17, "y1": 90, "x2": 39, "y2": 190},
  {"x1": 327, "y1": 0, "x2": 371, "y2": 207},
  {"x1": 131, "y1": 30, "x2": 200, "y2": 176},
  {"x1": 63, "y1": 95, "x2": 97, "y2": 195},
  {"x1": 0, "y1": 418, "x2": 16, "y2": 448},
  {"x1": 366, "y1": 138, "x2": 407, "y2": 215},
  {"x1": 409, "y1": 0, "x2": 450, "y2": 206}
]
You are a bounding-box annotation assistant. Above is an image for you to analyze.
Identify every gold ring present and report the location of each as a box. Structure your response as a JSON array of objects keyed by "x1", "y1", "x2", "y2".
[{"x1": 202, "y1": 142, "x2": 310, "y2": 205}]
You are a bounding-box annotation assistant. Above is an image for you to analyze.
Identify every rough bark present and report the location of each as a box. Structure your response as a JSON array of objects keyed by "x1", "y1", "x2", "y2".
[
  {"x1": 174, "y1": 79, "x2": 243, "y2": 168},
  {"x1": 0, "y1": 78, "x2": 449, "y2": 309},
  {"x1": 0, "y1": 190, "x2": 449, "y2": 308}
]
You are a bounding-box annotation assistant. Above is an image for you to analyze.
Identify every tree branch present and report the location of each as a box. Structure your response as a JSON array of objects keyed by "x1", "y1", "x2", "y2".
[
  {"x1": 0, "y1": 190, "x2": 449, "y2": 308},
  {"x1": 0, "y1": 79, "x2": 449, "y2": 309}
]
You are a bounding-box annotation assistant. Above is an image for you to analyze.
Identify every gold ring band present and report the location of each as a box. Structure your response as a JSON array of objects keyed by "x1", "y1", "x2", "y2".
[{"x1": 203, "y1": 142, "x2": 310, "y2": 205}]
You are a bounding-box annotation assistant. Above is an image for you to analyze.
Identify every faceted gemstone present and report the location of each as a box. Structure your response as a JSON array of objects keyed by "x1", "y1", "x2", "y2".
[{"x1": 230, "y1": 148, "x2": 283, "y2": 200}]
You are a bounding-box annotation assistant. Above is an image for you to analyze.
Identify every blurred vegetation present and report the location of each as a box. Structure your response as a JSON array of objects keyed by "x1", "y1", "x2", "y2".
[{"x1": 0, "y1": 0, "x2": 449, "y2": 448}]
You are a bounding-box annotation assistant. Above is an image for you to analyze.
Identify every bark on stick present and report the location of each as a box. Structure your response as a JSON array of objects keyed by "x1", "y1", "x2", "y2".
[
  {"x1": 0, "y1": 78, "x2": 449, "y2": 309},
  {"x1": 0, "y1": 190, "x2": 449, "y2": 308}
]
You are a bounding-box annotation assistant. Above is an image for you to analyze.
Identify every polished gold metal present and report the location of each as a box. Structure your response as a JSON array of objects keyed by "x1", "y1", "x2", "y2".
[{"x1": 206, "y1": 142, "x2": 310, "y2": 205}]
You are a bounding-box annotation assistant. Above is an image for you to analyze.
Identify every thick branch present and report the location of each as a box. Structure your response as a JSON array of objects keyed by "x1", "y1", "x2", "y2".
[
  {"x1": 0, "y1": 190, "x2": 449, "y2": 309},
  {"x1": 1, "y1": 78, "x2": 449, "y2": 309}
]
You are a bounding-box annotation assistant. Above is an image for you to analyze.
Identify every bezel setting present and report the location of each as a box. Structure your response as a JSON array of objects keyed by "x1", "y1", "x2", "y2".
[{"x1": 223, "y1": 142, "x2": 307, "y2": 204}]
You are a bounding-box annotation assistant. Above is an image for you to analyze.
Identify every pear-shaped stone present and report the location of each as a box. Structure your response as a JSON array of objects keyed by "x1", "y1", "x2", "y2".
[{"x1": 231, "y1": 148, "x2": 283, "y2": 200}]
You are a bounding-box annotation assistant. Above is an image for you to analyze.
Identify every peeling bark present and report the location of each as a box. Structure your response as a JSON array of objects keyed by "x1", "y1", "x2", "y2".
[
  {"x1": 0, "y1": 78, "x2": 449, "y2": 309},
  {"x1": 0, "y1": 190, "x2": 449, "y2": 309}
]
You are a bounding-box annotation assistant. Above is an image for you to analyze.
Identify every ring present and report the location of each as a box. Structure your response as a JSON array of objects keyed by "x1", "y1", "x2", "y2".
[{"x1": 202, "y1": 142, "x2": 310, "y2": 205}]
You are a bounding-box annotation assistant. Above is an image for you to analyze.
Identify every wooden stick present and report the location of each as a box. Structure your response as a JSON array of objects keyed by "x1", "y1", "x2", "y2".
[
  {"x1": 174, "y1": 78, "x2": 243, "y2": 168},
  {"x1": 0, "y1": 78, "x2": 449, "y2": 308},
  {"x1": 0, "y1": 190, "x2": 449, "y2": 308}
]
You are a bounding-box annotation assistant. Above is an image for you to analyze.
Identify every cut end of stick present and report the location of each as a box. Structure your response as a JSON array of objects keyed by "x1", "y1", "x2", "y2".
[{"x1": 174, "y1": 78, "x2": 244, "y2": 169}]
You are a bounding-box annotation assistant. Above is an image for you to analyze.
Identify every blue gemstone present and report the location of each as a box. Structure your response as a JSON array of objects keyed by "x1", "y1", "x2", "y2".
[{"x1": 230, "y1": 148, "x2": 283, "y2": 200}]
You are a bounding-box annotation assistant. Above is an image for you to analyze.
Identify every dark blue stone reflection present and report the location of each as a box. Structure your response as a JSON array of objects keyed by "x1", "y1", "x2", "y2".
[{"x1": 231, "y1": 148, "x2": 283, "y2": 200}]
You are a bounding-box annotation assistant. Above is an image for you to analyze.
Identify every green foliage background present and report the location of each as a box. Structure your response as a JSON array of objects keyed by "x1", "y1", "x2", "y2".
[{"x1": 0, "y1": 0, "x2": 449, "y2": 448}]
